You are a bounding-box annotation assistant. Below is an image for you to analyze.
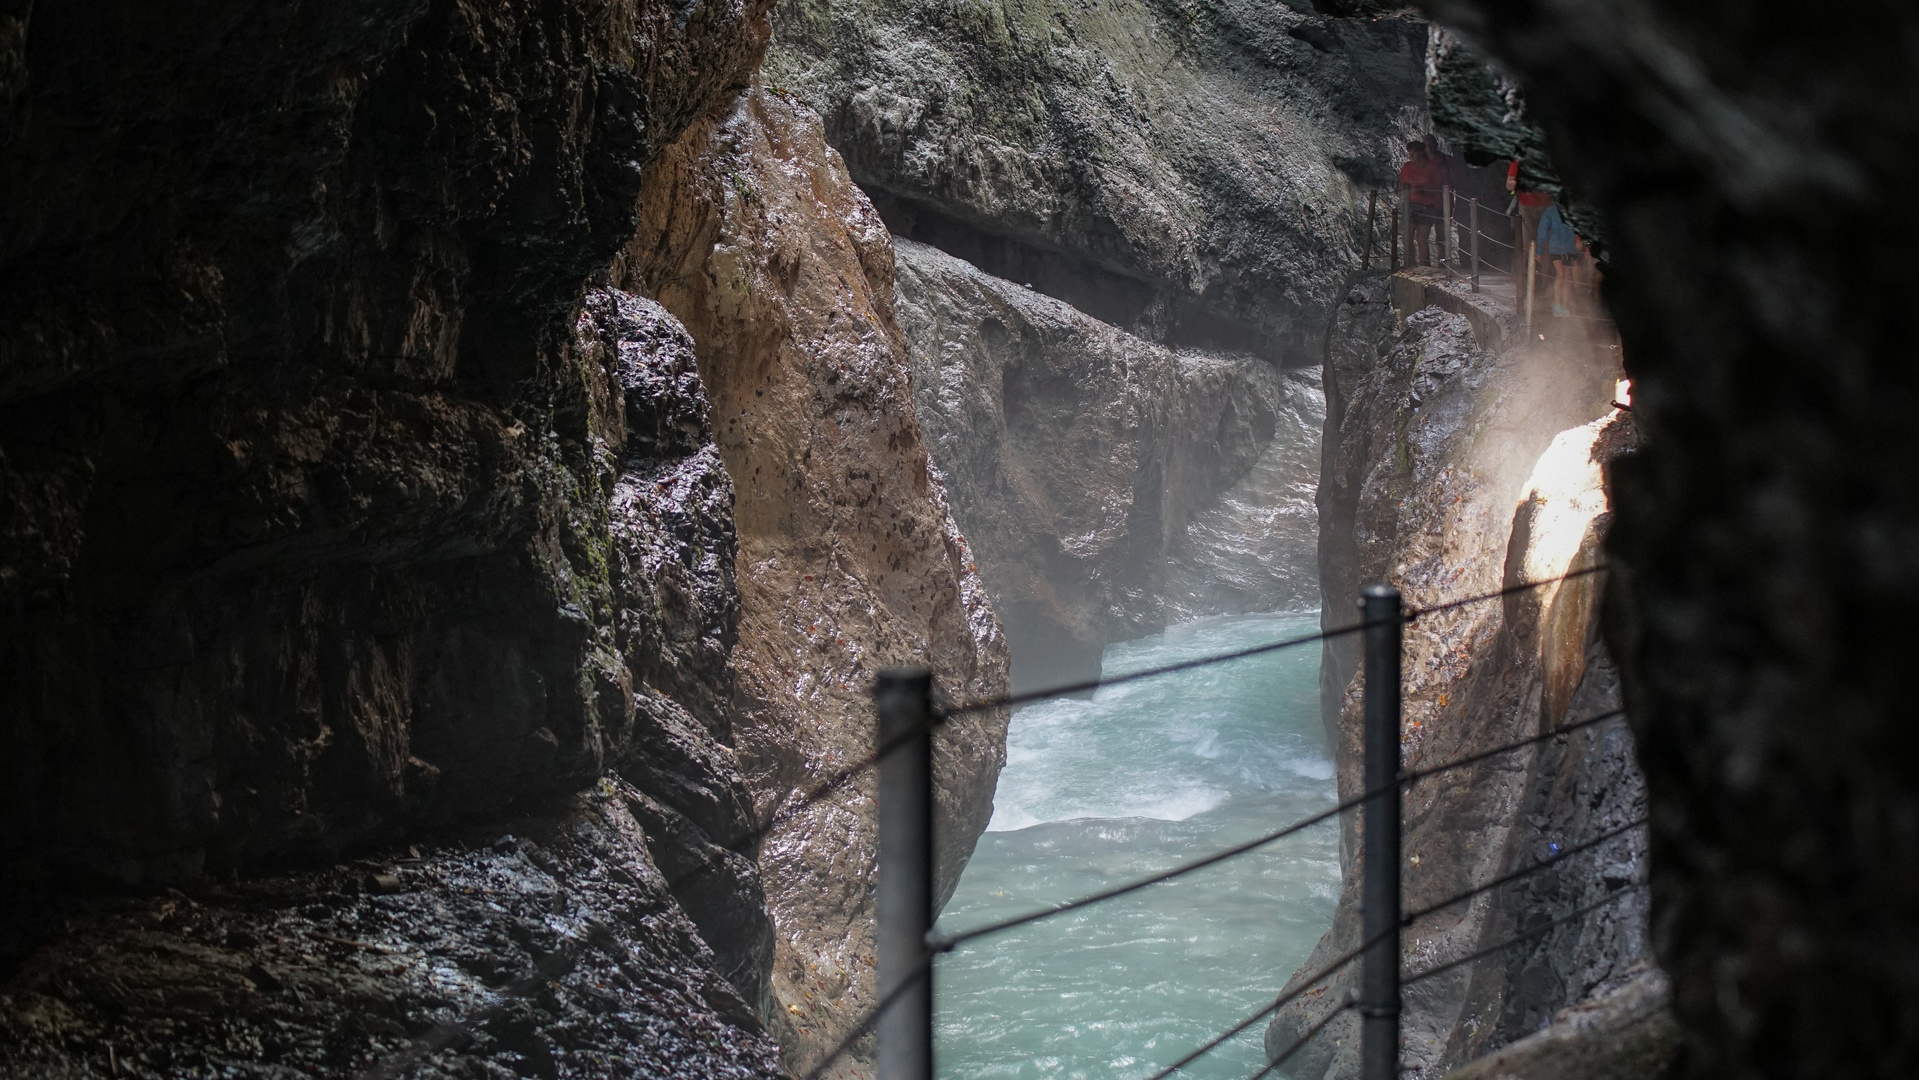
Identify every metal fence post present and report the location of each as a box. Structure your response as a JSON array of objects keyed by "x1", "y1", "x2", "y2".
[
  {"x1": 1469, "y1": 197, "x2": 1481, "y2": 293},
  {"x1": 876, "y1": 668, "x2": 935, "y2": 1080},
  {"x1": 1360, "y1": 584, "x2": 1402, "y2": 1080},
  {"x1": 1440, "y1": 185, "x2": 1453, "y2": 270}
]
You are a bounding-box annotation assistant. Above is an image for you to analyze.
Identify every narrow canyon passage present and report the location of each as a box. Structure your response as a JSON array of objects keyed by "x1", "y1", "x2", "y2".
[
  {"x1": 17, "y1": 0, "x2": 1902, "y2": 1078},
  {"x1": 935, "y1": 612, "x2": 1338, "y2": 1080}
]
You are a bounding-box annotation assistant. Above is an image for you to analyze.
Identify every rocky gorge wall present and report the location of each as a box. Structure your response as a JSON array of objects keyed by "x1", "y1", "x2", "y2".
[
  {"x1": 766, "y1": 0, "x2": 1425, "y2": 690},
  {"x1": 764, "y1": 0, "x2": 1428, "y2": 367},
  {"x1": 8, "y1": 1, "x2": 1879, "y2": 1078},
  {"x1": 1267, "y1": 273, "x2": 1662, "y2": 1079},
  {"x1": 0, "y1": 2, "x2": 1006, "y2": 1078},
  {"x1": 893, "y1": 237, "x2": 1322, "y2": 691},
  {"x1": 621, "y1": 84, "x2": 1009, "y2": 1074}
]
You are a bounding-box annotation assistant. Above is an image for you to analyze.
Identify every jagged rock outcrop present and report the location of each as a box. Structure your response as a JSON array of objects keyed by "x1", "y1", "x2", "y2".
[
  {"x1": 623, "y1": 85, "x2": 1010, "y2": 1074},
  {"x1": 581, "y1": 289, "x2": 775, "y2": 1015},
  {"x1": 1269, "y1": 274, "x2": 1656, "y2": 1078},
  {"x1": 892, "y1": 236, "x2": 1321, "y2": 691},
  {"x1": 764, "y1": 0, "x2": 1428, "y2": 365},
  {"x1": 1416, "y1": 2, "x2": 1919, "y2": 1075}
]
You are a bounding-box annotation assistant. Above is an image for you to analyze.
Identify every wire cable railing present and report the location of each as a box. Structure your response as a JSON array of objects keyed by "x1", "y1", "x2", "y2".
[
  {"x1": 1110, "y1": 817, "x2": 1647, "y2": 1080},
  {"x1": 1017, "y1": 813, "x2": 1647, "y2": 1080},
  {"x1": 650, "y1": 563, "x2": 1618, "y2": 936},
  {"x1": 947, "y1": 564, "x2": 1608, "y2": 717},
  {"x1": 683, "y1": 563, "x2": 1612, "y2": 904},
  {"x1": 1159, "y1": 876, "x2": 1650, "y2": 1080},
  {"x1": 931, "y1": 707, "x2": 1629, "y2": 952},
  {"x1": 797, "y1": 564, "x2": 1637, "y2": 1080}
]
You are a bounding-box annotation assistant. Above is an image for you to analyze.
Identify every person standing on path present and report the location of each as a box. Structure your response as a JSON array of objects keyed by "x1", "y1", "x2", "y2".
[
  {"x1": 1398, "y1": 141, "x2": 1443, "y2": 266},
  {"x1": 1536, "y1": 202, "x2": 1581, "y2": 317},
  {"x1": 1508, "y1": 159, "x2": 1553, "y2": 276}
]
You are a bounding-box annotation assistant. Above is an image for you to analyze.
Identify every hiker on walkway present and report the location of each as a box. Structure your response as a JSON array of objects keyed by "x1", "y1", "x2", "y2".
[
  {"x1": 1535, "y1": 202, "x2": 1581, "y2": 317},
  {"x1": 1507, "y1": 159, "x2": 1552, "y2": 272},
  {"x1": 1398, "y1": 141, "x2": 1444, "y2": 266}
]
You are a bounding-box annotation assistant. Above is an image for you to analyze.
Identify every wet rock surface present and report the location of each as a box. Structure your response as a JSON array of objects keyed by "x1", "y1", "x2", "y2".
[
  {"x1": 1420, "y1": 2, "x2": 1919, "y2": 1075},
  {"x1": 893, "y1": 237, "x2": 1321, "y2": 692},
  {"x1": 1270, "y1": 274, "x2": 1656, "y2": 1078},
  {"x1": 0, "y1": 779, "x2": 784, "y2": 1080},
  {"x1": 1439, "y1": 964, "x2": 1679, "y2": 1080},
  {"x1": 0, "y1": 0, "x2": 808, "y2": 1074},
  {"x1": 0, "y1": 284, "x2": 786, "y2": 1077},
  {"x1": 764, "y1": 0, "x2": 1428, "y2": 365},
  {"x1": 624, "y1": 85, "x2": 1010, "y2": 1076},
  {"x1": 0, "y1": 0, "x2": 774, "y2": 889}
]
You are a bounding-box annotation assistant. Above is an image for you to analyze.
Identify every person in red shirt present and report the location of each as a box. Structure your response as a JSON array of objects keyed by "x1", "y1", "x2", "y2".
[
  {"x1": 1398, "y1": 141, "x2": 1443, "y2": 266},
  {"x1": 1507, "y1": 159, "x2": 1553, "y2": 275}
]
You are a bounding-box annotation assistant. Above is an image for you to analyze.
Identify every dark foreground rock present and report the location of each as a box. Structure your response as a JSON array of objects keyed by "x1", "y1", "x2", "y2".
[
  {"x1": 1420, "y1": 1, "x2": 1919, "y2": 1075},
  {"x1": 0, "y1": 779, "x2": 784, "y2": 1080},
  {"x1": 0, "y1": 0, "x2": 867, "y2": 1075},
  {"x1": 0, "y1": 0, "x2": 773, "y2": 898},
  {"x1": 1, "y1": 278, "x2": 786, "y2": 1076}
]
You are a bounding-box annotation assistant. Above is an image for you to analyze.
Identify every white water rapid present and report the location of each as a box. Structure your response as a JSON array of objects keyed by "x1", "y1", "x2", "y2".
[{"x1": 935, "y1": 610, "x2": 1340, "y2": 1079}]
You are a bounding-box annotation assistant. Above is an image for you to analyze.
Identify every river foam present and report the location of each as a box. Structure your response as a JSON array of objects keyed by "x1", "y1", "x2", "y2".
[{"x1": 936, "y1": 610, "x2": 1339, "y2": 1079}]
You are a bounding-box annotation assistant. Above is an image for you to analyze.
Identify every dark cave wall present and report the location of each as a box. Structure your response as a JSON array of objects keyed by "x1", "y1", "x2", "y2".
[
  {"x1": 0, "y1": 3, "x2": 802, "y2": 1073},
  {"x1": 1420, "y1": 1, "x2": 1919, "y2": 1076},
  {"x1": 0, "y1": 0, "x2": 773, "y2": 882}
]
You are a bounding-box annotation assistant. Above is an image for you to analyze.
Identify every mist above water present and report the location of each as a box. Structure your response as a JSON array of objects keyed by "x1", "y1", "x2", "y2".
[{"x1": 935, "y1": 611, "x2": 1338, "y2": 1080}]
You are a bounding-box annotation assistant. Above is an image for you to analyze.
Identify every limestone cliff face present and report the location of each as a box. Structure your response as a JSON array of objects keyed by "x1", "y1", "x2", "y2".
[
  {"x1": 1269, "y1": 274, "x2": 1660, "y2": 1079},
  {"x1": 623, "y1": 86, "x2": 1010, "y2": 1074},
  {"x1": 765, "y1": 0, "x2": 1427, "y2": 366},
  {"x1": 893, "y1": 236, "x2": 1321, "y2": 691}
]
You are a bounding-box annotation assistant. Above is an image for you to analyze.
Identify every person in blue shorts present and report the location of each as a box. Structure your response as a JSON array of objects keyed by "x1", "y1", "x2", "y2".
[{"x1": 1536, "y1": 203, "x2": 1580, "y2": 317}]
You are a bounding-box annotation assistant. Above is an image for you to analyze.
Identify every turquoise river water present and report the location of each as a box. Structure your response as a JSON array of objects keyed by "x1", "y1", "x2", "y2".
[{"x1": 934, "y1": 610, "x2": 1341, "y2": 1080}]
